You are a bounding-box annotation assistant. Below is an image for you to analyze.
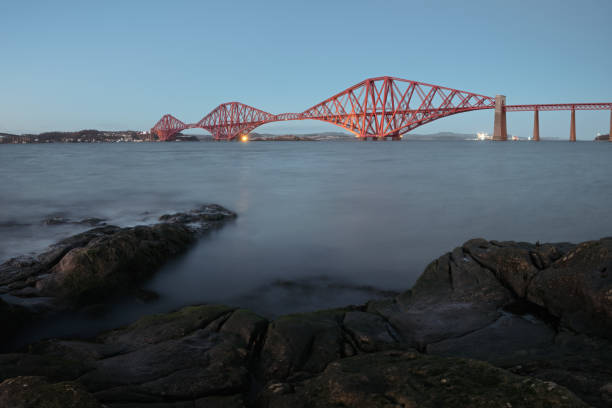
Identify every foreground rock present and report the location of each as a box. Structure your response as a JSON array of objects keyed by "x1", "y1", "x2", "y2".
[
  {"x1": 0, "y1": 305, "x2": 264, "y2": 407},
  {"x1": 1, "y1": 236, "x2": 611, "y2": 407},
  {"x1": 0, "y1": 204, "x2": 236, "y2": 343},
  {"x1": 0, "y1": 305, "x2": 588, "y2": 408},
  {"x1": 259, "y1": 350, "x2": 587, "y2": 408},
  {"x1": 367, "y1": 237, "x2": 612, "y2": 407}
]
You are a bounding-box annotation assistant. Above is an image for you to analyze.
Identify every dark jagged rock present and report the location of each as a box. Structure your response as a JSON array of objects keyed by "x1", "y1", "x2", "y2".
[
  {"x1": 0, "y1": 204, "x2": 236, "y2": 348},
  {"x1": 0, "y1": 303, "x2": 590, "y2": 408},
  {"x1": 259, "y1": 350, "x2": 588, "y2": 408},
  {"x1": 368, "y1": 245, "x2": 514, "y2": 349},
  {"x1": 35, "y1": 223, "x2": 195, "y2": 302},
  {"x1": 526, "y1": 238, "x2": 612, "y2": 337},
  {"x1": 0, "y1": 305, "x2": 265, "y2": 406},
  {"x1": 342, "y1": 310, "x2": 402, "y2": 353},
  {"x1": 458, "y1": 237, "x2": 612, "y2": 339},
  {"x1": 0, "y1": 205, "x2": 235, "y2": 304},
  {"x1": 97, "y1": 304, "x2": 236, "y2": 350},
  {"x1": 1, "y1": 236, "x2": 612, "y2": 407},
  {"x1": 0, "y1": 226, "x2": 122, "y2": 294},
  {"x1": 0, "y1": 223, "x2": 186, "y2": 305},
  {"x1": 158, "y1": 203, "x2": 237, "y2": 230},
  {"x1": 506, "y1": 331, "x2": 612, "y2": 408},
  {"x1": 426, "y1": 312, "x2": 557, "y2": 363},
  {"x1": 258, "y1": 309, "x2": 348, "y2": 381},
  {"x1": 375, "y1": 236, "x2": 612, "y2": 408}
]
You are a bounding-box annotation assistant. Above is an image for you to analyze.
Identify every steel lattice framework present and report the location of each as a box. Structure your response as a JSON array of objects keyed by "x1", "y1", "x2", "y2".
[
  {"x1": 151, "y1": 114, "x2": 190, "y2": 141},
  {"x1": 300, "y1": 77, "x2": 495, "y2": 138},
  {"x1": 196, "y1": 102, "x2": 277, "y2": 140},
  {"x1": 504, "y1": 103, "x2": 612, "y2": 112},
  {"x1": 150, "y1": 76, "x2": 612, "y2": 141}
]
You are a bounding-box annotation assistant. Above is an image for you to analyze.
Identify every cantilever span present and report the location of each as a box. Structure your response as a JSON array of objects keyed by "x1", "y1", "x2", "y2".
[
  {"x1": 151, "y1": 77, "x2": 495, "y2": 141},
  {"x1": 151, "y1": 76, "x2": 612, "y2": 142}
]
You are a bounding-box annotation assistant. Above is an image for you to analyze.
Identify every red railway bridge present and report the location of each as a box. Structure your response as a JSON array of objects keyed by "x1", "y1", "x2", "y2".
[{"x1": 151, "y1": 76, "x2": 612, "y2": 142}]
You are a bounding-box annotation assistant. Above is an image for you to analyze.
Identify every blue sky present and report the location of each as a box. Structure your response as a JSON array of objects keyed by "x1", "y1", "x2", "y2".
[{"x1": 1, "y1": 0, "x2": 610, "y2": 139}]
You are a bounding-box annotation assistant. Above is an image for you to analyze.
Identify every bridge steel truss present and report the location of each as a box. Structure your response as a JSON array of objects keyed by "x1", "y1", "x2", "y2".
[
  {"x1": 299, "y1": 77, "x2": 495, "y2": 140},
  {"x1": 151, "y1": 77, "x2": 612, "y2": 142}
]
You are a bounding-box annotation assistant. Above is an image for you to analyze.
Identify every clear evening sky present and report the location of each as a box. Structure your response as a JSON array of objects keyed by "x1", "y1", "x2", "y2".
[{"x1": 1, "y1": 0, "x2": 611, "y2": 139}]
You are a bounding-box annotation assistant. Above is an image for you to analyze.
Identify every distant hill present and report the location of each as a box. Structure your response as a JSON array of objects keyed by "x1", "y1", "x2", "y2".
[
  {"x1": 595, "y1": 134, "x2": 610, "y2": 141},
  {"x1": 249, "y1": 131, "x2": 478, "y2": 141}
]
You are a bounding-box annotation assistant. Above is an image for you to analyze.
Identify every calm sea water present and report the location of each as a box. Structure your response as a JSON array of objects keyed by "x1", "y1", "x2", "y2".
[{"x1": 1, "y1": 140, "x2": 611, "y2": 342}]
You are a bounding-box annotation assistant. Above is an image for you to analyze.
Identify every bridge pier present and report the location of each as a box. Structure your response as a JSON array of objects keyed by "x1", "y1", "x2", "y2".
[
  {"x1": 570, "y1": 109, "x2": 576, "y2": 142},
  {"x1": 532, "y1": 109, "x2": 540, "y2": 141},
  {"x1": 493, "y1": 95, "x2": 507, "y2": 141},
  {"x1": 388, "y1": 131, "x2": 401, "y2": 141},
  {"x1": 154, "y1": 129, "x2": 177, "y2": 142},
  {"x1": 360, "y1": 133, "x2": 401, "y2": 141},
  {"x1": 609, "y1": 109, "x2": 612, "y2": 142}
]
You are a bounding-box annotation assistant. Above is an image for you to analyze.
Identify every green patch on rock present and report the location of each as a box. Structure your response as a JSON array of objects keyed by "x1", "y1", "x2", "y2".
[{"x1": 99, "y1": 304, "x2": 235, "y2": 347}]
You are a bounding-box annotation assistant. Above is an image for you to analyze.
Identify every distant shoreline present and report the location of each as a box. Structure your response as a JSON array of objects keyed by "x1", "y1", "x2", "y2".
[{"x1": 0, "y1": 129, "x2": 581, "y2": 144}]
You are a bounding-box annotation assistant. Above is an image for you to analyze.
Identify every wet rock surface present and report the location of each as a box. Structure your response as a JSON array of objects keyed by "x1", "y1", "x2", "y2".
[
  {"x1": 157, "y1": 204, "x2": 237, "y2": 231},
  {"x1": 0, "y1": 205, "x2": 236, "y2": 343},
  {"x1": 1, "y1": 236, "x2": 611, "y2": 407}
]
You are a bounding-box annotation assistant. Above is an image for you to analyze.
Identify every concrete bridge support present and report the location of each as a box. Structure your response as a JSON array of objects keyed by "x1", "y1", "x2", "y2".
[
  {"x1": 570, "y1": 109, "x2": 576, "y2": 142},
  {"x1": 493, "y1": 95, "x2": 507, "y2": 141},
  {"x1": 533, "y1": 110, "x2": 540, "y2": 141}
]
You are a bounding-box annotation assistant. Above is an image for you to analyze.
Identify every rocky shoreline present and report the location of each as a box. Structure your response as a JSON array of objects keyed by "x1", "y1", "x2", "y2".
[
  {"x1": 0, "y1": 204, "x2": 237, "y2": 343},
  {"x1": 1, "y1": 207, "x2": 611, "y2": 407}
]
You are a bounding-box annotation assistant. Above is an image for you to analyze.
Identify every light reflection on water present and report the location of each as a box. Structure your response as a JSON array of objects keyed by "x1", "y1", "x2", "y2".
[{"x1": 1, "y1": 140, "x2": 611, "y2": 344}]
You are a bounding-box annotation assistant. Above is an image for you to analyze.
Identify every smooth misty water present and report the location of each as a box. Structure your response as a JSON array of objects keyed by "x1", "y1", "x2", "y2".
[{"x1": 1, "y1": 140, "x2": 611, "y2": 343}]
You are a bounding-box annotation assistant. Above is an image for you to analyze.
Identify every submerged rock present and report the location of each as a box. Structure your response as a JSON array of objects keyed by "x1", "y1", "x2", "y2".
[
  {"x1": 42, "y1": 216, "x2": 107, "y2": 226},
  {"x1": 158, "y1": 203, "x2": 237, "y2": 231}
]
